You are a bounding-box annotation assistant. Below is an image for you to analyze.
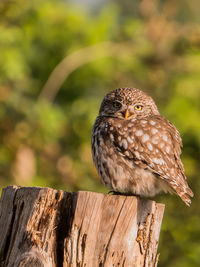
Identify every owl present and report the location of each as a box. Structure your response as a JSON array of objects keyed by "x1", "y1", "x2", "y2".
[{"x1": 91, "y1": 88, "x2": 193, "y2": 206}]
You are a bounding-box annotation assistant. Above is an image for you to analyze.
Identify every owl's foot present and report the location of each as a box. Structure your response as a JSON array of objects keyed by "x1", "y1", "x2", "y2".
[
  {"x1": 108, "y1": 190, "x2": 123, "y2": 195},
  {"x1": 108, "y1": 190, "x2": 140, "y2": 197}
]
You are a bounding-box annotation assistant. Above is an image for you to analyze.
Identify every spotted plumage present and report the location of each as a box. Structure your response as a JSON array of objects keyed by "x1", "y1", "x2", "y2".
[{"x1": 92, "y1": 88, "x2": 193, "y2": 206}]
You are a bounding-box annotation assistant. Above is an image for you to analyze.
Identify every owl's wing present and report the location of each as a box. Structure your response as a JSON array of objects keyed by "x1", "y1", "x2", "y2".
[{"x1": 111, "y1": 116, "x2": 193, "y2": 206}]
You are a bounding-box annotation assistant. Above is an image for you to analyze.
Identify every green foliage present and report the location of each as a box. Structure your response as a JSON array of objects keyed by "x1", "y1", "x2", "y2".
[{"x1": 0, "y1": 0, "x2": 200, "y2": 265}]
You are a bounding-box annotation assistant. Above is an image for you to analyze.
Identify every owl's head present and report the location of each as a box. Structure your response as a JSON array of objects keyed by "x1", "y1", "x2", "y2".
[{"x1": 99, "y1": 88, "x2": 160, "y2": 120}]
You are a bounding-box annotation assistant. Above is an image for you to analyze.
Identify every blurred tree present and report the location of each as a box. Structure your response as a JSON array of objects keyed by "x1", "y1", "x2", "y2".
[{"x1": 0, "y1": 0, "x2": 200, "y2": 266}]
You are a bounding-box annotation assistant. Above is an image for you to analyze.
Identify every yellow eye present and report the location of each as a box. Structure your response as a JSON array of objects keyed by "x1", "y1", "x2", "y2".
[
  {"x1": 134, "y1": 105, "x2": 143, "y2": 111},
  {"x1": 113, "y1": 101, "x2": 122, "y2": 108}
]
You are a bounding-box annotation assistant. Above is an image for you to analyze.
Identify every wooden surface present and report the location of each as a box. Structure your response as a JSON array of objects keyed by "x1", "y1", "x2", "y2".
[{"x1": 0, "y1": 186, "x2": 165, "y2": 267}]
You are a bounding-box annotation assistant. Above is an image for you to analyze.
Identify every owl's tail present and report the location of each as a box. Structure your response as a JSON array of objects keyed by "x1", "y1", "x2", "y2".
[{"x1": 174, "y1": 184, "x2": 194, "y2": 207}]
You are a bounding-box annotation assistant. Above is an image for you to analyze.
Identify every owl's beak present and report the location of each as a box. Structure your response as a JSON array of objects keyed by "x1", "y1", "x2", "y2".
[{"x1": 124, "y1": 109, "x2": 130, "y2": 120}]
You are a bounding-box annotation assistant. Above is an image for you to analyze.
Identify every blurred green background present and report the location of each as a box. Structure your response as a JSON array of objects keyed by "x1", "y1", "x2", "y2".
[{"x1": 0, "y1": 0, "x2": 200, "y2": 266}]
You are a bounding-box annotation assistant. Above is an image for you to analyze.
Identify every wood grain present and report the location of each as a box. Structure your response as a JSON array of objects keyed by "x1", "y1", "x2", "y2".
[{"x1": 0, "y1": 186, "x2": 164, "y2": 267}]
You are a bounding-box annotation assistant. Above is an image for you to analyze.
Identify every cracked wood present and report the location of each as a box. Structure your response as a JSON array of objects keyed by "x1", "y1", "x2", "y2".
[{"x1": 0, "y1": 186, "x2": 164, "y2": 267}]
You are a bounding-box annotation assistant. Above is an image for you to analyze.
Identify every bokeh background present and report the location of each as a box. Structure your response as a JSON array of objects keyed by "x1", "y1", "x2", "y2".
[{"x1": 0, "y1": 0, "x2": 200, "y2": 265}]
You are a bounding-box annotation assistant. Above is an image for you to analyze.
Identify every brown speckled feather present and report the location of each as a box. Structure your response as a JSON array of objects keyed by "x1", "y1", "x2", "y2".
[{"x1": 92, "y1": 88, "x2": 193, "y2": 206}]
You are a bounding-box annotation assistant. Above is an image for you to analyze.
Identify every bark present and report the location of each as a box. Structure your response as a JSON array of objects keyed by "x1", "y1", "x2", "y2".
[{"x1": 0, "y1": 186, "x2": 164, "y2": 267}]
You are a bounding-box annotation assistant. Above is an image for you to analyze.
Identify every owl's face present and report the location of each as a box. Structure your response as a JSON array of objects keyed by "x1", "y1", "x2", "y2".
[{"x1": 99, "y1": 88, "x2": 160, "y2": 120}]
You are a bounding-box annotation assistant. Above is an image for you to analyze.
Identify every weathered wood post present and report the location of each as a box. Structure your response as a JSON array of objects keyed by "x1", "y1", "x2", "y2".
[{"x1": 0, "y1": 186, "x2": 164, "y2": 267}]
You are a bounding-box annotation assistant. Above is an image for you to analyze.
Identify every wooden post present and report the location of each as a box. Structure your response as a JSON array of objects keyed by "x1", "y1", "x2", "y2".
[{"x1": 0, "y1": 186, "x2": 164, "y2": 267}]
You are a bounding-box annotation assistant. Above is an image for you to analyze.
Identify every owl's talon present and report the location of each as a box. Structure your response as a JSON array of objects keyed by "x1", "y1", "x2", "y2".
[
  {"x1": 108, "y1": 190, "x2": 122, "y2": 195},
  {"x1": 108, "y1": 191, "x2": 140, "y2": 197}
]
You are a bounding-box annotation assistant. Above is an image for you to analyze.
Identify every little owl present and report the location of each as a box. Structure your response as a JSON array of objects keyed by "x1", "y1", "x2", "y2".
[{"x1": 92, "y1": 88, "x2": 193, "y2": 206}]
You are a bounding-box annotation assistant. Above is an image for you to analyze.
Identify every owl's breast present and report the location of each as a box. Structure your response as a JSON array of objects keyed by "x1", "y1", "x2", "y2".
[{"x1": 92, "y1": 117, "x2": 172, "y2": 196}]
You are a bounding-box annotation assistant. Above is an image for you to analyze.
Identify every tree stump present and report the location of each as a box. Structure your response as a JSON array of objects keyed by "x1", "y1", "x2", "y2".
[{"x1": 0, "y1": 186, "x2": 165, "y2": 267}]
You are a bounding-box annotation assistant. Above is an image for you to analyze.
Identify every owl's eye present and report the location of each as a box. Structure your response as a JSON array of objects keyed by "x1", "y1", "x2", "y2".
[
  {"x1": 113, "y1": 101, "x2": 122, "y2": 109},
  {"x1": 134, "y1": 105, "x2": 143, "y2": 111}
]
